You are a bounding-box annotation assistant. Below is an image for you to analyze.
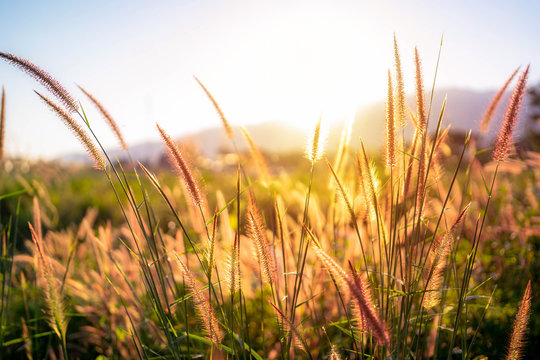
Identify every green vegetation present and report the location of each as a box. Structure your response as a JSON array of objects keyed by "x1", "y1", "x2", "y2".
[{"x1": 0, "y1": 42, "x2": 537, "y2": 359}]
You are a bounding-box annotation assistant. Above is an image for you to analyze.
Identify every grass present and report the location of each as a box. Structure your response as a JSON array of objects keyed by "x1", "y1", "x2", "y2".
[{"x1": 0, "y1": 40, "x2": 537, "y2": 359}]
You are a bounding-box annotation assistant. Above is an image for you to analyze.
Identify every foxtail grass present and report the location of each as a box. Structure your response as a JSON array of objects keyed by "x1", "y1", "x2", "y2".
[
  {"x1": 156, "y1": 123, "x2": 203, "y2": 206},
  {"x1": 28, "y1": 223, "x2": 69, "y2": 359},
  {"x1": 493, "y1": 65, "x2": 530, "y2": 162},
  {"x1": 0, "y1": 40, "x2": 535, "y2": 360},
  {"x1": 177, "y1": 256, "x2": 224, "y2": 345},
  {"x1": 0, "y1": 52, "x2": 78, "y2": 112},
  {"x1": 194, "y1": 76, "x2": 234, "y2": 139},
  {"x1": 480, "y1": 67, "x2": 520, "y2": 132},
  {"x1": 78, "y1": 85, "x2": 128, "y2": 150},
  {"x1": 505, "y1": 281, "x2": 532, "y2": 360},
  {"x1": 246, "y1": 192, "x2": 277, "y2": 285},
  {"x1": 35, "y1": 91, "x2": 105, "y2": 170},
  {"x1": 240, "y1": 126, "x2": 271, "y2": 184},
  {"x1": 393, "y1": 34, "x2": 406, "y2": 127},
  {"x1": 306, "y1": 118, "x2": 325, "y2": 163},
  {"x1": 385, "y1": 70, "x2": 396, "y2": 168}
]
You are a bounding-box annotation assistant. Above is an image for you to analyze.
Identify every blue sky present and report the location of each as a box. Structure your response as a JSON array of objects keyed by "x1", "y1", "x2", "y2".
[{"x1": 1, "y1": 0, "x2": 539, "y2": 158}]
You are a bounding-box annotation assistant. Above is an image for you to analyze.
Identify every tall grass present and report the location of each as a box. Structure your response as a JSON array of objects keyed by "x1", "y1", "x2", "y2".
[{"x1": 0, "y1": 41, "x2": 536, "y2": 359}]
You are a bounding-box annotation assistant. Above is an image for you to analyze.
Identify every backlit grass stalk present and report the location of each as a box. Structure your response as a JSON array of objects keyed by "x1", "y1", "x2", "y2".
[
  {"x1": 505, "y1": 280, "x2": 532, "y2": 360},
  {"x1": 35, "y1": 91, "x2": 106, "y2": 170},
  {"x1": 287, "y1": 118, "x2": 326, "y2": 351},
  {"x1": 29, "y1": 224, "x2": 69, "y2": 359},
  {"x1": 269, "y1": 301, "x2": 311, "y2": 358},
  {"x1": 480, "y1": 67, "x2": 520, "y2": 132},
  {"x1": 240, "y1": 126, "x2": 271, "y2": 184},
  {"x1": 246, "y1": 192, "x2": 277, "y2": 286},
  {"x1": 422, "y1": 204, "x2": 469, "y2": 310},
  {"x1": 385, "y1": 70, "x2": 396, "y2": 168},
  {"x1": 157, "y1": 123, "x2": 203, "y2": 206},
  {"x1": 448, "y1": 66, "x2": 529, "y2": 359},
  {"x1": 493, "y1": 65, "x2": 530, "y2": 162},
  {"x1": 194, "y1": 77, "x2": 234, "y2": 139},
  {"x1": 78, "y1": 85, "x2": 128, "y2": 150},
  {"x1": 0, "y1": 52, "x2": 78, "y2": 112},
  {"x1": 177, "y1": 256, "x2": 223, "y2": 345},
  {"x1": 393, "y1": 34, "x2": 406, "y2": 128},
  {"x1": 311, "y1": 241, "x2": 390, "y2": 347}
]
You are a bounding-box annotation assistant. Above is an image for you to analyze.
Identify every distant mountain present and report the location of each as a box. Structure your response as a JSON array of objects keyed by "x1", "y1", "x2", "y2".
[{"x1": 59, "y1": 87, "x2": 534, "y2": 165}]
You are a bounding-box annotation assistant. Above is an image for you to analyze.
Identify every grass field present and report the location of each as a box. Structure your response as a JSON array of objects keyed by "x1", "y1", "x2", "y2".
[{"x1": 0, "y1": 40, "x2": 538, "y2": 359}]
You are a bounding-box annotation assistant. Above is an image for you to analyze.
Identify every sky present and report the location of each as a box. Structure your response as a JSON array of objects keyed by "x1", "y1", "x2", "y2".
[{"x1": 1, "y1": 0, "x2": 539, "y2": 159}]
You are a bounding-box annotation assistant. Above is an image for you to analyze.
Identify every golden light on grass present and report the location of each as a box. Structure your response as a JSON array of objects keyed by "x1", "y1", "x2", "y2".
[
  {"x1": 157, "y1": 123, "x2": 203, "y2": 206},
  {"x1": 246, "y1": 191, "x2": 277, "y2": 285},
  {"x1": 480, "y1": 67, "x2": 520, "y2": 133},
  {"x1": 305, "y1": 117, "x2": 328, "y2": 163},
  {"x1": 0, "y1": 52, "x2": 78, "y2": 113},
  {"x1": 0, "y1": 36, "x2": 535, "y2": 359},
  {"x1": 493, "y1": 65, "x2": 530, "y2": 162},
  {"x1": 35, "y1": 91, "x2": 106, "y2": 170},
  {"x1": 78, "y1": 85, "x2": 128, "y2": 150},
  {"x1": 505, "y1": 280, "x2": 532, "y2": 360},
  {"x1": 176, "y1": 256, "x2": 223, "y2": 345}
]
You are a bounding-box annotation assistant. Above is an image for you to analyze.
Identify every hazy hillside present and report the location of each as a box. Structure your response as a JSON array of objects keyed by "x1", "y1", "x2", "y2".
[{"x1": 60, "y1": 87, "x2": 535, "y2": 164}]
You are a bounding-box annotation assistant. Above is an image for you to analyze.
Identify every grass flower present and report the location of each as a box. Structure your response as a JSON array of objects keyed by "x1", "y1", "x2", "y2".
[
  {"x1": 35, "y1": 91, "x2": 105, "y2": 170},
  {"x1": 0, "y1": 52, "x2": 78, "y2": 112},
  {"x1": 493, "y1": 65, "x2": 530, "y2": 162},
  {"x1": 157, "y1": 123, "x2": 203, "y2": 206},
  {"x1": 480, "y1": 67, "x2": 520, "y2": 132},
  {"x1": 505, "y1": 280, "x2": 532, "y2": 360},
  {"x1": 78, "y1": 85, "x2": 128, "y2": 150}
]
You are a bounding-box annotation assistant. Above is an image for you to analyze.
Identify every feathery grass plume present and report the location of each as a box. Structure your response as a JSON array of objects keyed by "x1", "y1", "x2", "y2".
[
  {"x1": 35, "y1": 91, "x2": 106, "y2": 170},
  {"x1": 240, "y1": 126, "x2": 271, "y2": 183},
  {"x1": 0, "y1": 52, "x2": 78, "y2": 112},
  {"x1": 327, "y1": 160, "x2": 355, "y2": 221},
  {"x1": 348, "y1": 262, "x2": 390, "y2": 346},
  {"x1": 393, "y1": 34, "x2": 406, "y2": 127},
  {"x1": 225, "y1": 234, "x2": 241, "y2": 295},
  {"x1": 353, "y1": 158, "x2": 372, "y2": 220},
  {"x1": 414, "y1": 47, "x2": 426, "y2": 133},
  {"x1": 335, "y1": 118, "x2": 353, "y2": 169},
  {"x1": 194, "y1": 76, "x2": 234, "y2": 139},
  {"x1": 311, "y1": 240, "x2": 390, "y2": 346},
  {"x1": 385, "y1": 69, "x2": 396, "y2": 168},
  {"x1": 329, "y1": 345, "x2": 342, "y2": 360},
  {"x1": 246, "y1": 191, "x2": 277, "y2": 285},
  {"x1": 480, "y1": 67, "x2": 520, "y2": 132},
  {"x1": 358, "y1": 142, "x2": 379, "y2": 221},
  {"x1": 32, "y1": 197, "x2": 43, "y2": 242},
  {"x1": 156, "y1": 123, "x2": 203, "y2": 206},
  {"x1": 216, "y1": 190, "x2": 234, "y2": 247},
  {"x1": 0, "y1": 87, "x2": 5, "y2": 160},
  {"x1": 505, "y1": 280, "x2": 532, "y2": 360},
  {"x1": 176, "y1": 256, "x2": 223, "y2": 344},
  {"x1": 205, "y1": 209, "x2": 218, "y2": 280},
  {"x1": 329, "y1": 118, "x2": 353, "y2": 189},
  {"x1": 269, "y1": 302, "x2": 307, "y2": 353},
  {"x1": 403, "y1": 112, "x2": 420, "y2": 199},
  {"x1": 416, "y1": 136, "x2": 427, "y2": 215},
  {"x1": 413, "y1": 47, "x2": 428, "y2": 211},
  {"x1": 78, "y1": 85, "x2": 128, "y2": 150},
  {"x1": 493, "y1": 65, "x2": 530, "y2": 162},
  {"x1": 29, "y1": 224, "x2": 69, "y2": 343},
  {"x1": 423, "y1": 204, "x2": 469, "y2": 309},
  {"x1": 306, "y1": 117, "x2": 326, "y2": 163}
]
